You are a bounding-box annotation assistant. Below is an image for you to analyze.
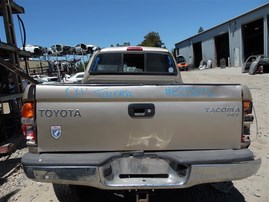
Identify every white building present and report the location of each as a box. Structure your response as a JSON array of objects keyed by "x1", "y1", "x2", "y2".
[{"x1": 175, "y1": 3, "x2": 269, "y2": 68}]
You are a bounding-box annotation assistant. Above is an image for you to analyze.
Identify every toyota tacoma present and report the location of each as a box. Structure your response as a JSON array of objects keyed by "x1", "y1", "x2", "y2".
[{"x1": 21, "y1": 46, "x2": 261, "y2": 201}]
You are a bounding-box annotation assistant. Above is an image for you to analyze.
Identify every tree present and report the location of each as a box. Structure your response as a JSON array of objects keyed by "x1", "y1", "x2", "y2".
[
  {"x1": 198, "y1": 27, "x2": 204, "y2": 33},
  {"x1": 139, "y1": 32, "x2": 165, "y2": 47},
  {"x1": 77, "y1": 61, "x2": 89, "y2": 72}
]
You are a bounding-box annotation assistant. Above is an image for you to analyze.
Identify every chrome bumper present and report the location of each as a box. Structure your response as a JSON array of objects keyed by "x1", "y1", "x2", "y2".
[{"x1": 22, "y1": 149, "x2": 261, "y2": 190}]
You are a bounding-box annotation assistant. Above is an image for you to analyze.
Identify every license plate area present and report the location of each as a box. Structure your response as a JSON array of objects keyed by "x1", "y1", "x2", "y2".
[{"x1": 99, "y1": 156, "x2": 190, "y2": 189}]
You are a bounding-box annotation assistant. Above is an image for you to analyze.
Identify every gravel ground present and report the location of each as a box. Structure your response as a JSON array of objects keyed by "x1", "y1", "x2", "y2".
[{"x1": 0, "y1": 66, "x2": 268, "y2": 202}]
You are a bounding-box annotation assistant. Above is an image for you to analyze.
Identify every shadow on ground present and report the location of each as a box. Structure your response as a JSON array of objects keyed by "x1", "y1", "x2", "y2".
[
  {"x1": 0, "y1": 157, "x2": 21, "y2": 181},
  {"x1": 0, "y1": 136, "x2": 26, "y2": 185},
  {"x1": 0, "y1": 189, "x2": 20, "y2": 202},
  {"x1": 72, "y1": 183, "x2": 245, "y2": 202}
]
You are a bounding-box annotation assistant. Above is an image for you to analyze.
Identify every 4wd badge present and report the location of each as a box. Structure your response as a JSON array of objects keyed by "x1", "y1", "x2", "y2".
[{"x1": 51, "y1": 126, "x2": 62, "y2": 139}]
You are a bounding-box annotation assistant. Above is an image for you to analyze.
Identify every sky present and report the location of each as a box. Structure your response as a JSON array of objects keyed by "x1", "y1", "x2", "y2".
[{"x1": 1, "y1": 0, "x2": 269, "y2": 51}]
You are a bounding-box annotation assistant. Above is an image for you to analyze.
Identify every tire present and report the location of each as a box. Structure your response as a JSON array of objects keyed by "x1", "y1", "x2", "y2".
[
  {"x1": 210, "y1": 181, "x2": 234, "y2": 194},
  {"x1": 53, "y1": 184, "x2": 80, "y2": 202},
  {"x1": 54, "y1": 183, "x2": 244, "y2": 202},
  {"x1": 189, "y1": 182, "x2": 245, "y2": 202},
  {"x1": 53, "y1": 184, "x2": 117, "y2": 202}
]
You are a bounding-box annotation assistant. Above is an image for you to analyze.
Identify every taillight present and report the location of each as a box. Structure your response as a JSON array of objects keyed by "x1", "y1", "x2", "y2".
[
  {"x1": 243, "y1": 100, "x2": 252, "y2": 114},
  {"x1": 241, "y1": 100, "x2": 253, "y2": 148},
  {"x1": 21, "y1": 102, "x2": 37, "y2": 146},
  {"x1": 22, "y1": 102, "x2": 34, "y2": 118}
]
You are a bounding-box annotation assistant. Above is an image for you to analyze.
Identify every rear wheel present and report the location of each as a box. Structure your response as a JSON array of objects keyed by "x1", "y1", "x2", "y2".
[
  {"x1": 53, "y1": 184, "x2": 80, "y2": 202},
  {"x1": 53, "y1": 184, "x2": 122, "y2": 202},
  {"x1": 190, "y1": 182, "x2": 245, "y2": 202}
]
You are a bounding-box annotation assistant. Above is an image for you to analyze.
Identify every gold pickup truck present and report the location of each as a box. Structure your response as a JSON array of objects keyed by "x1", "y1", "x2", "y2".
[{"x1": 21, "y1": 46, "x2": 261, "y2": 202}]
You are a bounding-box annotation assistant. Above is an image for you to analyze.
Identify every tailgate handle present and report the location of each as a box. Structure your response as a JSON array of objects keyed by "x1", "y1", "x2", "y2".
[{"x1": 128, "y1": 103, "x2": 155, "y2": 118}]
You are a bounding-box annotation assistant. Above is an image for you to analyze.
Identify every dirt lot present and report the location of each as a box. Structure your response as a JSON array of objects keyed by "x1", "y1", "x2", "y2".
[
  {"x1": 181, "y1": 67, "x2": 269, "y2": 202},
  {"x1": 0, "y1": 67, "x2": 268, "y2": 202}
]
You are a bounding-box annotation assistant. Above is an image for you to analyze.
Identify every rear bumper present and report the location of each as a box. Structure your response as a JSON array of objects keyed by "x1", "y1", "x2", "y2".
[{"x1": 22, "y1": 149, "x2": 261, "y2": 190}]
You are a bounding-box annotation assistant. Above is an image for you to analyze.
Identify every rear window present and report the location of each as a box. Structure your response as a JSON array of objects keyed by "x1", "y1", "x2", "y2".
[{"x1": 90, "y1": 52, "x2": 176, "y2": 75}]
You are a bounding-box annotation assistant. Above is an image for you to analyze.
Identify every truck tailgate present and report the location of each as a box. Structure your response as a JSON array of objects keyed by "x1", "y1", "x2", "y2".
[{"x1": 35, "y1": 84, "x2": 243, "y2": 152}]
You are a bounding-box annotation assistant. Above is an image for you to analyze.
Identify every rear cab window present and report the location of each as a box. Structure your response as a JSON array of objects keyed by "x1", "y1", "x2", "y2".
[{"x1": 90, "y1": 51, "x2": 177, "y2": 75}]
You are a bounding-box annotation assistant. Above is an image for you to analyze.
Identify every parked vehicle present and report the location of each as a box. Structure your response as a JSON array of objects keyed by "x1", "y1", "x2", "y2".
[
  {"x1": 31, "y1": 75, "x2": 47, "y2": 83},
  {"x1": 21, "y1": 46, "x2": 261, "y2": 201},
  {"x1": 64, "y1": 72, "x2": 84, "y2": 83},
  {"x1": 249, "y1": 55, "x2": 269, "y2": 75},
  {"x1": 176, "y1": 55, "x2": 189, "y2": 71},
  {"x1": 50, "y1": 44, "x2": 73, "y2": 56},
  {"x1": 199, "y1": 60, "x2": 212, "y2": 70},
  {"x1": 31, "y1": 74, "x2": 58, "y2": 83},
  {"x1": 21, "y1": 44, "x2": 46, "y2": 57},
  {"x1": 242, "y1": 55, "x2": 259, "y2": 73},
  {"x1": 74, "y1": 43, "x2": 100, "y2": 55}
]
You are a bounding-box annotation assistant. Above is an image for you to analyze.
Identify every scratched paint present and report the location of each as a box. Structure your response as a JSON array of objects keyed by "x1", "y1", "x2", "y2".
[
  {"x1": 165, "y1": 87, "x2": 215, "y2": 97},
  {"x1": 65, "y1": 86, "x2": 214, "y2": 98},
  {"x1": 65, "y1": 87, "x2": 132, "y2": 98},
  {"x1": 93, "y1": 88, "x2": 132, "y2": 98},
  {"x1": 65, "y1": 86, "x2": 89, "y2": 97}
]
